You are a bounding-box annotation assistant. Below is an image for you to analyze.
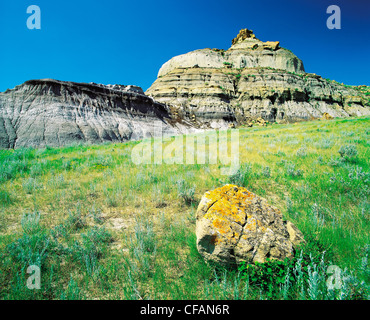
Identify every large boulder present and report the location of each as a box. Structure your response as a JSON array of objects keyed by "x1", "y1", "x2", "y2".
[{"x1": 196, "y1": 185, "x2": 304, "y2": 266}]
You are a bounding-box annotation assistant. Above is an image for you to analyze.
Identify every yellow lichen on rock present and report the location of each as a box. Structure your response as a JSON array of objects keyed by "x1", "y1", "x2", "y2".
[
  {"x1": 203, "y1": 184, "x2": 254, "y2": 227},
  {"x1": 212, "y1": 218, "x2": 229, "y2": 234},
  {"x1": 196, "y1": 185, "x2": 304, "y2": 266}
]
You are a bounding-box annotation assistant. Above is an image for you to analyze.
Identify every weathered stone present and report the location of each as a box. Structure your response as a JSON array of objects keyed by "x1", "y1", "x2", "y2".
[
  {"x1": 196, "y1": 185, "x2": 304, "y2": 266},
  {"x1": 263, "y1": 41, "x2": 280, "y2": 51},
  {"x1": 321, "y1": 112, "x2": 334, "y2": 120},
  {"x1": 231, "y1": 28, "x2": 257, "y2": 45},
  {"x1": 256, "y1": 117, "x2": 267, "y2": 126}
]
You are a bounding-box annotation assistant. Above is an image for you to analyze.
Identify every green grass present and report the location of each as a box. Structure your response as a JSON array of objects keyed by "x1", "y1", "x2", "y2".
[{"x1": 0, "y1": 116, "x2": 369, "y2": 300}]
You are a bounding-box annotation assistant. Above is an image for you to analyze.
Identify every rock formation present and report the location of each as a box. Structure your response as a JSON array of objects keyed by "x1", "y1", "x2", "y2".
[
  {"x1": 196, "y1": 185, "x2": 304, "y2": 266},
  {"x1": 146, "y1": 29, "x2": 370, "y2": 127},
  {"x1": 0, "y1": 79, "x2": 196, "y2": 149},
  {"x1": 1, "y1": 29, "x2": 369, "y2": 149}
]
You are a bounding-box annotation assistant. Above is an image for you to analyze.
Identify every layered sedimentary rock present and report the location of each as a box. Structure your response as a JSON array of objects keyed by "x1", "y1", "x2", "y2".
[
  {"x1": 158, "y1": 29, "x2": 304, "y2": 78},
  {"x1": 146, "y1": 29, "x2": 370, "y2": 127},
  {"x1": 0, "y1": 79, "x2": 195, "y2": 149}
]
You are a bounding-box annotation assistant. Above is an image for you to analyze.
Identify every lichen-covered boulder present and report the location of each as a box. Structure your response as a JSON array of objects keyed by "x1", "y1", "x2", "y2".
[{"x1": 196, "y1": 185, "x2": 304, "y2": 266}]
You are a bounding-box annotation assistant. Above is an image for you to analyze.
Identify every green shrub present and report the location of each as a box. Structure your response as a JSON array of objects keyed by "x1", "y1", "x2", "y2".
[
  {"x1": 60, "y1": 277, "x2": 83, "y2": 300},
  {"x1": 229, "y1": 163, "x2": 252, "y2": 186},
  {"x1": 261, "y1": 166, "x2": 271, "y2": 178},
  {"x1": 338, "y1": 144, "x2": 358, "y2": 161},
  {"x1": 176, "y1": 179, "x2": 196, "y2": 205},
  {"x1": 0, "y1": 189, "x2": 13, "y2": 205},
  {"x1": 22, "y1": 177, "x2": 42, "y2": 194},
  {"x1": 21, "y1": 211, "x2": 41, "y2": 235},
  {"x1": 238, "y1": 246, "x2": 335, "y2": 300},
  {"x1": 285, "y1": 163, "x2": 304, "y2": 178},
  {"x1": 6, "y1": 212, "x2": 62, "y2": 270},
  {"x1": 296, "y1": 146, "x2": 307, "y2": 157},
  {"x1": 71, "y1": 226, "x2": 112, "y2": 276},
  {"x1": 239, "y1": 259, "x2": 290, "y2": 298}
]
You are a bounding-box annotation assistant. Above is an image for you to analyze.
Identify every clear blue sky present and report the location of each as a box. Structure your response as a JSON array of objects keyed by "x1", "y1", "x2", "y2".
[{"x1": 0, "y1": 0, "x2": 369, "y2": 92}]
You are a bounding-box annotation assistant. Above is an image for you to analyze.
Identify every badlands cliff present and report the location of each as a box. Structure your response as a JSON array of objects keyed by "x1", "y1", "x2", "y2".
[
  {"x1": 146, "y1": 29, "x2": 370, "y2": 128},
  {"x1": 0, "y1": 79, "x2": 195, "y2": 149}
]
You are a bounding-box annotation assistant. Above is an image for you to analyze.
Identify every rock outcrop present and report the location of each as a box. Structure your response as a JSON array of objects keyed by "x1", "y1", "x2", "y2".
[
  {"x1": 196, "y1": 185, "x2": 304, "y2": 266},
  {"x1": 157, "y1": 29, "x2": 304, "y2": 78},
  {"x1": 0, "y1": 79, "x2": 196, "y2": 149},
  {"x1": 146, "y1": 29, "x2": 370, "y2": 127}
]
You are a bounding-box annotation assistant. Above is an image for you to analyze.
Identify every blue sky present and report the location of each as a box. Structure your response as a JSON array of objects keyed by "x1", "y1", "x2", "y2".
[{"x1": 0, "y1": 0, "x2": 369, "y2": 92}]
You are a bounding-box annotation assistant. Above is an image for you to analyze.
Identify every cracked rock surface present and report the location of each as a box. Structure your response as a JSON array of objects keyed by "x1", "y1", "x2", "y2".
[{"x1": 196, "y1": 185, "x2": 304, "y2": 266}]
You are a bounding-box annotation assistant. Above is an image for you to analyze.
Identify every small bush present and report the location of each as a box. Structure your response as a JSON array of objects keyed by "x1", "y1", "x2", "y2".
[
  {"x1": 327, "y1": 156, "x2": 346, "y2": 167},
  {"x1": 103, "y1": 186, "x2": 122, "y2": 207},
  {"x1": 81, "y1": 226, "x2": 112, "y2": 257},
  {"x1": 285, "y1": 163, "x2": 303, "y2": 178},
  {"x1": 237, "y1": 245, "x2": 363, "y2": 300},
  {"x1": 296, "y1": 147, "x2": 307, "y2": 158},
  {"x1": 261, "y1": 166, "x2": 271, "y2": 178},
  {"x1": 21, "y1": 211, "x2": 42, "y2": 235},
  {"x1": 316, "y1": 156, "x2": 325, "y2": 165},
  {"x1": 0, "y1": 189, "x2": 13, "y2": 205},
  {"x1": 65, "y1": 207, "x2": 86, "y2": 230},
  {"x1": 29, "y1": 163, "x2": 44, "y2": 177},
  {"x1": 89, "y1": 206, "x2": 105, "y2": 224},
  {"x1": 239, "y1": 259, "x2": 290, "y2": 298},
  {"x1": 176, "y1": 179, "x2": 196, "y2": 205},
  {"x1": 0, "y1": 160, "x2": 28, "y2": 182},
  {"x1": 71, "y1": 226, "x2": 112, "y2": 276},
  {"x1": 338, "y1": 145, "x2": 358, "y2": 161},
  {"x1": 7, "y1": 212, "x2": 61, "y2": 269},
  {"x1": 133, "y1": 217, "x2": 156, "y2": 254},
  {"x1": 124, "y1": 216, "x2": 157, "y2": 278},
  {"x1": 286, "y1": 197, "x2": 293, "y2": 214},
  {"x1": 22, "y1": 177, "x2": 42, "y2": 194},
  {"x1": 60, "y1": 277, "x2": 83, "y2": 300},
  {"x1": 229, "y1": 163, "x2": 252, "y2": 186},
  {"x1": 7, "y1": 232, "x2": 51, "y2": 268},
  {"x1": 317, "y1": 138, "x2": 334, "y2": 149}
]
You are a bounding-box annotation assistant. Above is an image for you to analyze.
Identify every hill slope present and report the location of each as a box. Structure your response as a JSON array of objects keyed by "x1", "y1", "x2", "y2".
[{"x1": 0, "y1": 117, "x2": 368, "y2": 299}]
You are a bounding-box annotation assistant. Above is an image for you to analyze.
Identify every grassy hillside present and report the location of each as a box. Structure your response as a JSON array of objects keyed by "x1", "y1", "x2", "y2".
[{"x1": 0, "y1": 117, "x2": 369, "y2": 300}]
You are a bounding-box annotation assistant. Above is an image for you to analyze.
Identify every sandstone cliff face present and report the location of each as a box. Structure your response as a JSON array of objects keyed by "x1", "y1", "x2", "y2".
[
  {"x1": 147, "y1": 29, "x2": 370, "y2": 127},
  {"x1": 0, "y1": 79, "x2": 195, "y2": 149}
]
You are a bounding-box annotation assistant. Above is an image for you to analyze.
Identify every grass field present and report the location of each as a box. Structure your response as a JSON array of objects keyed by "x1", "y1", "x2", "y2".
[{"x1": 0, "y1": 116, "x2": 369, "y2": 300}]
